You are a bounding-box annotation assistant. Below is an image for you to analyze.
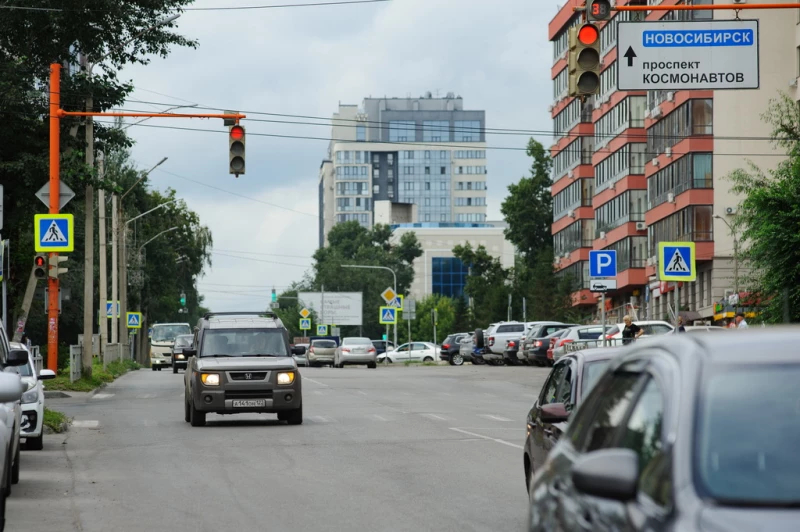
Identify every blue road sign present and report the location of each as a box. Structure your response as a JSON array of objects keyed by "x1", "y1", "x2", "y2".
[
  {"x1": 299, "y1": 318, "x2": 311, "y2": 330},
  {"x1": 316, "y1": 324, "x2": 328, "y2": 336},
  {"x1": 589, "y1": 250, "x2": 617, "y2": 278},
  {"x1": 34, "y1": 214, "x2": 74, "y2": 252},
  {"x1": 105, "y1": 301, "x2": 120, "y2": 318},
  {"x1": 379, "y1": 306, "x2": 397, "y2": 325},
  {"x1": 126, "y1": 312, "x2": 142, "y2": 329},
  {"x1": 658, "y1": 242, "x2": 696, "y2": 281}
]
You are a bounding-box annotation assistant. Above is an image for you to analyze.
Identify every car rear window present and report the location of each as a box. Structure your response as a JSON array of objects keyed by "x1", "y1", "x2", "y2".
[
  {"x1": 694, "y1": 363, "x2": 800, "y2": 505},
  {"x1": 343, "y1": 337, "x2": 371, "y2": 345},
  {"x1": 496, "y1": 324, "x2": 524, "y2": 333},
  {"x1": 645, "y1": 324, "x2": 673, "y2": 335},
  {"x1": 577, "y1": 328, "x2": 603, "y2": 340},
  {"x1": 313, "y1": 340, "x2": 336, "y2": 348}
]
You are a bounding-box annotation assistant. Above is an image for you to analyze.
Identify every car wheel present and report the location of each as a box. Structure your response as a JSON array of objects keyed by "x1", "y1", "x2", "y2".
[
  {"x1": 172, "y1": 365, "x2": 178, "y2": 374},
  {"x1": 11, "y1": 444, "x2": 19, "y2": 485},
  {"x1": 26, "y1": 435, "x2": 43, "y2": 451},
  {"x1": 423, "y1": 356, "x2": 433, "y2": 362},
  {"x1": 151, "y1": 366, "x2": 156, "y2": 371},
  {"x1": 368, "y1": 362, "x2": 376, "y2": 369},
  {"x1": 189, "y1": 401, "x2": 206, "y2": 427},
  {"x1": 0, "y1": 479, "x2": 6, "y2": 530},
  {"x1": 451, "y1": 354, "x2": 464, "y2": 366},
  {"x1": 286, "y1": 404, "x2": 303, "y2": 425},
  {"x1": 277, "y1": 411, "x2": 288, "y2": 421}
]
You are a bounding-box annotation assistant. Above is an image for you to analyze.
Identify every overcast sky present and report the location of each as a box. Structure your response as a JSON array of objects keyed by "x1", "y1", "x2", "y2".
[{"x1": 119, "y1": 0, "x2": 566, "y2": 312}]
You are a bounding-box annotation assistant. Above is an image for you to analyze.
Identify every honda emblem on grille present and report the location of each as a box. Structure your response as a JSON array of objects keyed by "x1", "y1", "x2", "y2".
[{"x1": 245, "y1": 373, "x2": 252, "y2": 380}]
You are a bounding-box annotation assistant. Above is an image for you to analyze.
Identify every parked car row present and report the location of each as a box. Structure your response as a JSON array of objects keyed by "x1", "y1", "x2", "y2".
[{"x1": 523, "y1": 328, "x2": 800, "y2": 531}]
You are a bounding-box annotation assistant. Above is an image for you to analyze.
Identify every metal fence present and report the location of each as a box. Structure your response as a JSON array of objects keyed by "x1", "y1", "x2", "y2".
[
  {"x1": 69, "y1": 345, "x2": 82, "y2": 383},
  {"x1": 564, "y1": 338, "x2": 629, "y2": 352},
  {"x1": 31, "y1": 346, "x2": 43, "y2": 375}
]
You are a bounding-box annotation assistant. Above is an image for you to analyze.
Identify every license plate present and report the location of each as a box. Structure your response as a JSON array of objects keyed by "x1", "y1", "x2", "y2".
[{"x1": 232, "y1": 399, "x2": 266, "y2": 408}]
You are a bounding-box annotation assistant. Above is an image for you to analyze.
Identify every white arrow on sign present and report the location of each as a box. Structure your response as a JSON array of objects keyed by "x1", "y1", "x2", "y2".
[{"x1": 35, "y1": 182, "x2": 76, "y2": 210}]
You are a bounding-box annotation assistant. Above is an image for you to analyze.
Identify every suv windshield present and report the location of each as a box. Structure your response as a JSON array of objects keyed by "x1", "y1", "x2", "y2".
[
  {"x1": 200, "y1": 329, "x2": 288, "y2": 357},
  {"x1": 695, "y1": 363, "x2": 800, "y2": 506},
  {"x1": 152, "y1": 324, "x2": 191, "y2": 343}
]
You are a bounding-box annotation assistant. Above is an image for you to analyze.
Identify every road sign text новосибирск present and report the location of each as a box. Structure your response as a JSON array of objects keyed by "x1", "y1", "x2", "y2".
[{"x1": 618, "y1": 20, "x2": 759, "y2": 91}]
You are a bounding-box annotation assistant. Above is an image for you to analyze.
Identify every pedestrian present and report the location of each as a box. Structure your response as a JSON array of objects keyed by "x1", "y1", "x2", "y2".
[
  {"x1": 676, "y1": 316, "x2": 686, "y2": 333},
  {"x1": 735, "y1": 312, "x2": 749, "y2": 329},
  {"x1": 621, "y1": 315, "x2": 643, "y2": 345}
]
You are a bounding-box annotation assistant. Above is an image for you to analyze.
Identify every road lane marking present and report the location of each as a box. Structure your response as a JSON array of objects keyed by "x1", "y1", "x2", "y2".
[
  {"x1": 421, "y1": 413, "x2": 448, "y2": 421},
  {"x1": 357, "y1": 390, "x2": 368, "y2": 396},
  {"x1": 72, "y1": 420, "x2": 100, "y2": 429},
  {"x1": 137, "y1": 394, "x2": 156, "y2": 399},
  {"x1": 311, "y1": 416, "x2": 334, "y2": 423},
  {"x1": 479, "y1": 414, "x2": 513, "y2": 422},
  {"x1": 449, "y1": 427, "x2": 524, "y2": 450},
  {"x1": 302, "y1": 377, "x2": 329, "y2": 387},
  {"x1": 92, "y1": 393, "x2": 114, "y2": 400},
  {"x1": 372, "y1": 414, "x2": 388, "y2": 421}
]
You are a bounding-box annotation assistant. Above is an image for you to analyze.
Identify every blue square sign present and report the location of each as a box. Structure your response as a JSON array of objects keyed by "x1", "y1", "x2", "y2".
[{"x1": 589, "y1": 250, "x2": 617, "y2": 278}]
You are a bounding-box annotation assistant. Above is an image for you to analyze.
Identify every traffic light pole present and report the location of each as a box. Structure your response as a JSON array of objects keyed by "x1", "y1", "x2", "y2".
[
  {"x1": 47, "y1": 61, "x2": 244, "y2": 373},
  {"x1": 47, "y1": 64, "x2": 61, "y2": 372}
]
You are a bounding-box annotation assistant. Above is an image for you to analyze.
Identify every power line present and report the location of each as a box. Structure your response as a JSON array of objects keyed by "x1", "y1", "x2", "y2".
[
  {"x1": 212, "y1": 251, "x2": 313, "y2": 268},
  {"x1": 0, "y1": 0, "x2": 389, "y2": 12},
  {"x1": 211, "y1": 249, "x2": 314, "y2": 259}
]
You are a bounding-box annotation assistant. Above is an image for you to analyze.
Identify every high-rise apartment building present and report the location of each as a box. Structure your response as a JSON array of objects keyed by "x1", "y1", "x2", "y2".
[
  {"x1": 548, "y1": 0, "x2": 791, "y2": 323},
  {"x1": 319, "y1": 94, "x2": 488, "y2": 247}
]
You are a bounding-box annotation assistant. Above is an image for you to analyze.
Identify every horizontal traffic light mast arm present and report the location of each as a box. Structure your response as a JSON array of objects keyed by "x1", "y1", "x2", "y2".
[
  {"x1": 55, "y1": 110, "x2": 246, "y2": 120},
  {"x1": 576, "y1": 3, "x2": 800, "y2": 12}
]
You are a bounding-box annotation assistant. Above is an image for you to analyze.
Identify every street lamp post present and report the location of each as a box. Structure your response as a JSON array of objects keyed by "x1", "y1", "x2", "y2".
[
  {"x1": 80, "y1": 13, "x2": 181, "y2": 374},
  {"x1": 714, "y1": 214, "x2": 739, "y2": 296},
  {"x1": 341, "y1": 264, "x2": 398, "y2": 358}
]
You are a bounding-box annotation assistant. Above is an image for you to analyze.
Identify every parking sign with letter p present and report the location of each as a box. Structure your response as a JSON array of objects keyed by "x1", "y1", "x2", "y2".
[{"x1": 589, "y1": 250, "x2": 617, "y2": 278}]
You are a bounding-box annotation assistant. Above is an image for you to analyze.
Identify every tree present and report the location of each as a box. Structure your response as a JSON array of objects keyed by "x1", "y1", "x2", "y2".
[
  {"x1": 310, "y1": 221, "x2": 422, "y2": 339},
  {"x1": 452, "y1": 243, "x2": 512, "y2": 326},
  {"x1": 405, "y1": 295, "x2": 456, "y2": 345},
  {"x1": 727, "y1": 93, "x2": 800, "y2": 323},
  {"x1": 500, "y1": 139, "x2": 554, "y2": 264}
]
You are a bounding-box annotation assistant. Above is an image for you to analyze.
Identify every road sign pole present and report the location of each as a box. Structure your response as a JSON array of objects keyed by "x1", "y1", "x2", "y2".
[
  {"x1": 47, "y1": 63, "x2": 61, "y2": 372},
  {"x1": 601, "y1": 291, "x2": 607, "y2": 348},
  {"x1": 385, "y1": 324, "x2": 389, "y2": 366}
]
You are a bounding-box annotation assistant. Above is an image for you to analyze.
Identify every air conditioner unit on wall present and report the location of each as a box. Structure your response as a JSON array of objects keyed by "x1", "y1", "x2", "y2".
[
  {"x1": 651, "y1": 106, "x2": 662, "y2": 119},
  {"x1": 726, "y1": 206, "x2": 738, "y2": 215},
  {"x1": 666, "y1": 91, "x2": 675, "y2": 102},
  {"x1": 568, "y1": 210, "x2": 576, "y2": 218},
  {"x1": 548, "y1": 104, "x2": 554, "y2": 112},
  {"x1": 647, "y1": 256, "x2": 656, "y2": 267},
  {"x1": 652, "y1": 158, "x2": 660, "y2": 167},
  {"x1": 635, "y1": 221, "x2": 647, "y2": 231},
  {"x1": 644, "y1": 109, "x2": 651, "y2": 119},
  {"x1": 665, "y1": 147, "x2": 672, "y2": 158},
  {"x1": 667, "y1": 192, "x2": 675, "y2": 203},
  {"x1": 600, "y1": 231, "x2": 607, "y2": 240},
  {"x1": 568, "y1": 169, "x2": 575, "y2": 178}
]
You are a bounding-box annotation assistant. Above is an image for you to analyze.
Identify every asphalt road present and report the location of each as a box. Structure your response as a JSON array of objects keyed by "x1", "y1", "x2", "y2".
[{"x1": 7, "y1": 364, "x2": 550, "y2": 532}]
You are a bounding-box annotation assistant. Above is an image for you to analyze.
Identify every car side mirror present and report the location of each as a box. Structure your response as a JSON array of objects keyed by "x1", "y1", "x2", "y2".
[
  {"x1": 182, "y1": 348, "x2": 196, "y2": 357},
  {"x1": 572, "y1": 449, "x2": 639, "y2": 502},
  {"x1": 540, "y1": 402, "x2": 569, "y2": 423},
  {"x1": 291, "y1": 346, "x2": 305, "y2": 355},
  {"x1": 7, "y1": 349, "x2": 29, "y2": 367},
  {"x1": 0, "y1": 373, "x2": 25, "y2": 403},
  {"x1": 38, "y1": 369, "x2": 56, "y2": 381}
]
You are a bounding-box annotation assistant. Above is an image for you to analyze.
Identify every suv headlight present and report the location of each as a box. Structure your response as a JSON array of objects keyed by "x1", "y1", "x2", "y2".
[
  {"x1": 200, "y1": 373, "x2": 220, "y2": 386},
  {"x1": 21, "y1": 389, "x2": 39, "y2": 404},
  {"x1": 277, "y1": 372, "x2": 295, "y2": 385}
]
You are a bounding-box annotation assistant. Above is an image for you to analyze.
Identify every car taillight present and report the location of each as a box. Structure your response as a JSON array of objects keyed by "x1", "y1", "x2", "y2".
[
  {"x1": 558, "y1": 338, "x2": 574, "y2": 347},
  {"x1": 488, "y1": 336, "x2": 495, "y2": 346},
  {"x1": 508, "y1": 341, "x2": 516, "y2": 348},
  {"x1": 368, "y1": 347, "x2": 376, "y2": 353},
  {"x1": 442, "y1": 344, "x2": 450, "y2": 350},
  {"x1": 309, "y1": 347, "x2": 315, "y2": 353},
  {"x1": 534, "y1": 340, "x2": 543, "y2": 347},
  {"x1": 606, "y1": 334, "x2": 614, "y2": 340},
  {"x1": 342, "y1": 347, "x2": 351, "y2": 353}
]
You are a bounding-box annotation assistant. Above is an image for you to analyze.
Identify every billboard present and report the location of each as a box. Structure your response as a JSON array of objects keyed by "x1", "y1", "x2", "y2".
[{"x1": 298, "y1": 292, "x2": 363, "y2": 326}]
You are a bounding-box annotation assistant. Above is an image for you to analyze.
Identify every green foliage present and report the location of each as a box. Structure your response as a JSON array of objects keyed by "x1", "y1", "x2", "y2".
[
  {"x1": 727, "y1": 93, "x2": 800, "y2": 322},
  {"x1": 452, "y1": 243, "x2": 512, "y2": 326},
  {"x1": 46, "y1": 357, "x2": 140, "y2": 392},
  {"x1": 43, "y1": 408, "x2": 69, "y2": 433},
  {"x1": 310, "y1": 221, "x2": 422, "y2": 338},
  {"x1": 404, "y1": 295, "x2": 456, "y2": 344}
]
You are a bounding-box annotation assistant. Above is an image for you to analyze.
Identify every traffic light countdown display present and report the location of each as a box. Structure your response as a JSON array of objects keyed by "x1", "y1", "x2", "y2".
[
  {"x1": 586, "y1": 0, "x2": 611, "y2": 22},
  {"x1": 568, "y1": 22, "x2": 602, "y2": 97},
  {"x1": 229, "y1": 125, "x2": 246, "y2": 177}
]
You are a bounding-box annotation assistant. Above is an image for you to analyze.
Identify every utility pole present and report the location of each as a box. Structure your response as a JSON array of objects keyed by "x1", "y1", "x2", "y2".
[
  {"x1": 111, "y1": 193, "x2": 118, "y2": 344},
  {"x1": 81, "y1": 53, "x2": 95, "y2": 377},
  {"x1": 98, "y1": 154, "x2": 108, "y2": 355},
  {"x1": 47, "y1": 63, "x2": 61, "y2": 372}
]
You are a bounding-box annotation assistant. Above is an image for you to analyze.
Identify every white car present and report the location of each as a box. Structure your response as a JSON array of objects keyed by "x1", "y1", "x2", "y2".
[
  {"x1": 10, "y1": 343, "x2": 56, "y2": 451},
  {"x1": 0, "y1": 334, "x2": 32, "y2": 500},
  {"x1": 604, "y1": 320, "x2": 674, "y2": 340},
  {"x1": 378, "y1": 342, "x2": 439, "y2": 363}
]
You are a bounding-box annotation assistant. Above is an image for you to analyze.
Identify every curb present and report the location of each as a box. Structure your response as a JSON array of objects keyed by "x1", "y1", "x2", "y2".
[{"x1": 88, "y1": 381, "x2": 108, "y2": 398}]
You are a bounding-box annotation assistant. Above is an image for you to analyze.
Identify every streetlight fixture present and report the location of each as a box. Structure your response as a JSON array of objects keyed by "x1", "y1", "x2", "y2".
[
  {"x1": 714, "y1": 214, "x2": 739, "y2": 296},
  {"x1": 341, "y1": 264, "x2": 398, "y2": 357}
]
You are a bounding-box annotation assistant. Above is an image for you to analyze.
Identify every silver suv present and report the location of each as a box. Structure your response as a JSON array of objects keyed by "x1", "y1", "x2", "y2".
[{"x1": 183, "y1": 312, "x2": 303, "y2": 427}]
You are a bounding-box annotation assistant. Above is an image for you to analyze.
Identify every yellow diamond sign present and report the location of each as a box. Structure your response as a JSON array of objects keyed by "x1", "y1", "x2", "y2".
[
  {"x1": 299, "y1": 307, "x2": 311, "y2": 319},
  {"x1": 381, "y1": 287, "x2": 396, "y2": 303}
]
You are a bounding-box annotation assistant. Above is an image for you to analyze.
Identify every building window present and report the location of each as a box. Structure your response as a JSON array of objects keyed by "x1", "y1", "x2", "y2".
[
  {"x1": 595, "y1": 143, "x2": 646, "y2": 192},
  {"x1": 440, "y1": 182, "x2": 448, "y2": 191},
  {"x1": 647, "y1": 99, "x2": 713, "y2": 155},
  {"x1": 424, "y1": 198, "x2": 431, "y2": 206},
  {"x1": 440, "y1": 166, "x2": 446, "y2": 175},
  {"x1": 441, "y1": 214, "x2": 447, "y2": 222},
  {"x1": 423, "y1": 120, "x2": 450, "y2": 142},
  {"x1": 389, "y1": 120, "x2": 415, "y2": 142},
  {"x1": 373, "y1": 185, "x2": 380, "y2": 194},
  {"x1": 356, "y1": 125, "x2": 366, "y2": 142},
  {"x1": 594, "y1": 190, "x2": 647, "y2": 236},
  {"x1": 647, "y1": 153, "x2": 713, "y2": 209},
  {"x1": 441, "y1": 198, "x2": 448, "y2": 207},
  {"x1": 440, "y1": 150, "x2": 447, "y2": 159},
  {"x1": 424, "y1": 214, "x2": 431, "y2": 222},
  {"x1": 432, "y1": 257, "x2": 469, "y2": 298},
  {"x1": 388, "y1": 154, "x2": 394, "y2": 164},
  {"x1": 454, "y1": 120, "x2": 481, "y2": 142},
  {"x1": 647, "y1": 205, "x2": 713, "y2": 256},
  {"x1": 425, "y1": 166, "x2": 431, "y2": 175},
  {"x1": 425, "y1": 182, "x2": 431, "y2": 190}
]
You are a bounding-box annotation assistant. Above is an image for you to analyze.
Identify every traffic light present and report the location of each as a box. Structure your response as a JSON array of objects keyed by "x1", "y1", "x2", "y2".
[
  {"x1": 229, "y1": 125, "x2": 245, "y2": 177},
  {"x1": 180, "y1": 292, "x2": 186, "y2": 306},
  {"x1": 568, "y1": 23, "x2": 601, "y2": 97},
  {"x1": 586, "y1": 0, "x2": 611, "y2": 22},
  {"x1": 48, "y1": 255, "x2": 68, "y2": 278},
  {"x1": 271, "y1": 288, "x2": 277, "y2": 303},
  {"x1": 34, "y1": 254, "x2": 47, "y2": 279}
]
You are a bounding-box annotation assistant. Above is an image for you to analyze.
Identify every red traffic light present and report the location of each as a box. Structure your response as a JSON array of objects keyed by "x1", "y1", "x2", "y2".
[
  {"x1": 34, "y1": 256, "x2": 46, "y2": 267},
  {"x1": 230, "y1": 125, "x2": 245, "y2": 141},
  {"x1": 578, "y1": 24, "x2": 599, "y2": 46}
]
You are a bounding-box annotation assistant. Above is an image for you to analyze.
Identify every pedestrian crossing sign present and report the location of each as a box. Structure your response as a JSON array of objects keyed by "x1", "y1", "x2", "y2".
[
  {"x1": 387, "y1": 294, "x2": 404, "y2": 311},
  {"x1": 658, "y1": 242, "x2": 696, "y2": 282},
  {"x1": 34, "y1": 214, "x2": 74, "y2": 252},
  {"x1": 379, "y1": 306, "x2": 397, "y2": 325},
  {"x1": 300, "y1": 318, "x2": 311, "y2": 330},
  {"x1": 316, "y1": 324, "x2": 328, "y2": 336},
  {"x1": 126, "y1": 312, "x2": 142, "y2": 329}
]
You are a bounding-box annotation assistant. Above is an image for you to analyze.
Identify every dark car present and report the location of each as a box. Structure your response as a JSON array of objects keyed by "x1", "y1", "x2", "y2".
[
  {"x1": 371, "y1": 340, "x2": 395, "y2": 356},
  {"x1": 523, "y1": 348, "x2": 614, "y2": 491},
  {"x1": 518, "y1": 323, "x2": 576, "y2": 365},
  {"x1": 440, "y1": 333, "x2": 469, "y2": 363},
  {"x1": 526, "y1": 328, "x2": 571, "y2": 367},
  {"x1": 171, "y1": 334, "x2": 194, "y2": 373},
  {"x1": 527, "y1": 329, "x2": 800, "y2": 532}
]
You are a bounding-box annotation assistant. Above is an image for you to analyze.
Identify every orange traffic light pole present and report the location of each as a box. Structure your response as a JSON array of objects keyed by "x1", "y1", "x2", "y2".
[
  {"x1": 575, "y1": 2, "x2": 800, "y2": 13},
  {"x1": 47, "y1": 62, "x2": 245, "y2": 372}
]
